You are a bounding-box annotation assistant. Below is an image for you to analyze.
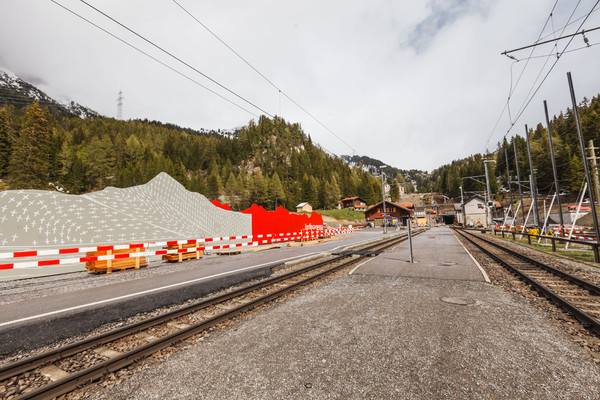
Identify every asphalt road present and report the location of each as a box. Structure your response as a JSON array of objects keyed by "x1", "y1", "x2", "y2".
[{"x1": 0, "y1": 228, "x2": 395, "y2": 355}]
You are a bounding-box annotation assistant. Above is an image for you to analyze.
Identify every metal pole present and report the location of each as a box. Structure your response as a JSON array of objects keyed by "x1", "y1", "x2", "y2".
[
  {"x1": 525, "y1": 125, "x2": 540, "y2": 227},
  {"x1": 460, "y1": 185, "x2": 465, "y2": 226},
  {"x1": 483, "y1": 160, "x2": 494, "y2": 227},
  {"x1": 513, "y1": 140, "x2": 526, "y2": 225},
  {"x1": 588, "y1": 139, "x2": 600, "y2": 202},
  {"x1": 381, "y1": 171, "x2": 387, "y2": 234},
  {"x1": 544, "y1": 100, "x2": 564, "y2": 231},
  {"x1": 407, "y1": 216, "x2": 414, "y2": 263},
  {"x1": 568, "y1": 71, "x2": 600, "y2": 261},
  {"x1": 504, "y1": 147, "x2": 514, "y2": 222},
  {"x1": 483, "y1": 162, "x2": 491, "y2": 227}
]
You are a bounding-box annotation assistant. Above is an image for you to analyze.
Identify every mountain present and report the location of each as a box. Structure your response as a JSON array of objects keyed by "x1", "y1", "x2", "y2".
[
  {"x1": 0, "y1": 78, "x2": 393, "y2": 210},
  {"x1": 0, "y1": 70, "x2": 99, "y2": 119},
  {"x1": 340, "y1": 155, "x2": 431, "y2": 191}
]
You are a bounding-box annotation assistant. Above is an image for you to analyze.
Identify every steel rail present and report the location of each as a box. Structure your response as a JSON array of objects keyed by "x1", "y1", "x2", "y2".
[
  {"x1": 4, "y1": 230, "x2": 423, "y2": 398},
  {"x1": 455, "y1": 229, "x2": 600, "y2": 335},
  {"x1": 0, "y1": 232, "x2": 406, "y2": 381},
  {"x1": 463, "y1": 230, "x2": 600, "y2": 295}
]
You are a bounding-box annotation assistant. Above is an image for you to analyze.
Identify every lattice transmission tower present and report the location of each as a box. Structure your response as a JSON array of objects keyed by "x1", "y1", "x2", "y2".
[{"x1": 117, "y1": 90, "x2": 124, "y2": 120}]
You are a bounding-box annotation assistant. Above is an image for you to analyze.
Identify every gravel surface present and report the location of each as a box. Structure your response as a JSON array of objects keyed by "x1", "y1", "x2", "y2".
[
  {"x1": 456, "y1": 231, "x2": 600, "y2": 362},
  {"x1": 78, "y1": 274, "x2": 600, "y2": 400},
  {"x1": 0, "y1": 253, "x2": 340, "y2": 369}
]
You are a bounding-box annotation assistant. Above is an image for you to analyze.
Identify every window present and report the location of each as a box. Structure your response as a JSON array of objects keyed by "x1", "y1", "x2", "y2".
[{"x1": 477, "y1": 203, "x2": 484, "y2": 209}]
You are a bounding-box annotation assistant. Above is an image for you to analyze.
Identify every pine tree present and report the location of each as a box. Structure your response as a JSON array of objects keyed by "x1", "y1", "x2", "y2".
[
  {"x1": 225, "y1": 171, "x2": 237, "y2": 199},
  {"x1": 269, "y1": 172, "x2": 286, "y2": 208},
  {"x1": 9, "y1": 102, "x2": 51, "y2": 189},
  {"x1": 252, "y1": 170, "x2": 268, "y2": 206},
  {"x1": 0, "y1": 106, "x2": 16, "y2": 177},
  {"x1": 207, "y1": 171, "x2": 223, "y2": 200}
]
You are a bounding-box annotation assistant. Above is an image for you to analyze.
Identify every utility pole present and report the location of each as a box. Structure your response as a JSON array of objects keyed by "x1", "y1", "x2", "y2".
[
  {"x1": 381, "y1": 171, "x2": 387, "y2": 234},
  {"x1": 513, "y1": 139, "x2": 526, "y2": 225},
  {"x1": 568, "y1": 72, "x2": 600, "y2": 261},
  {"x1": 544, "y1": 100, "x2": 564, "y2": 230},
  {"x1": 117, "y1": 90, "x2": 124, "y2": 120},
  {"x1": 504, "y1": 147, "x2": 514, "y2": 222},
  {"x1": 460, "y1": 185, "x2": 465, "y2": 226},
  {"x1": 588, "y1": 139, "x2": 600, "y2": 202},
  {"x1": 525, "y1": 125, "x2": 540, "y2": 227},
  {"x1": 483, "y1": 160, "x2": 495, "y2": 227}
]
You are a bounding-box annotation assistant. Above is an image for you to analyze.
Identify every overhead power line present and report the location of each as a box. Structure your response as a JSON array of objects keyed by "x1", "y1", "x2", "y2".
[
  {"x1": 76, "y1": 0, "x2": 273, "y2": 117},
  {"x1": 482, "y1": 0, "x2": 560, "y2": 152},
  {"x1": 170, "y1": 0, "x2": 360, "y2": 157},
  {"x1": 485, "y1": 0, "x2": 600, "y2": 152},
  {"x1": 502, "y1": 24, "x2": 600, "y2": 55},
  {"x1": 503, "y1": 0, "x2": 600, "y2": 139},
  {"x1": 50, "y1": 0, "x2": 259, "y2": 118}
]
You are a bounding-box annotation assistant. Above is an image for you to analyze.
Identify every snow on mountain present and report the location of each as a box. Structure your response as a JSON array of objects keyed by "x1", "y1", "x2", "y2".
[{"x1": 0, "y1": 70, "x2": 100, "y2": 119}]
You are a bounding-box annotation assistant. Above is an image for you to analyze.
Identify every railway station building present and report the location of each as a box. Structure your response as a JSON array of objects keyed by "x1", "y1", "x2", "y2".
[{"x1": 365, "y1": 201, "x2": 412, "y2": 227}]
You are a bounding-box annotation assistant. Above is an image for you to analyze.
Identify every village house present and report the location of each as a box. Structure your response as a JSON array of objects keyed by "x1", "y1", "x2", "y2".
[
  {"x1": 296, "y1": 202, "x2": 313, "y2": 213},
  {"x1": 365, "y1": 201, "x2": 412, "y2": 227},
  {"x1": 338, "y1": 196, "x2": 368, "y2": 211},
  {"x1": 456, "y1": 196, "x2": 503, "y2": 227}
]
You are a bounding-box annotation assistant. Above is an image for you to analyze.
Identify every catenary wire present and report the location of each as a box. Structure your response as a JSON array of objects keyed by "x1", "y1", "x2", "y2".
[
  {"x1": 77, "y1": 0, "x2": 273, "y2": 118},
  {"x1": 503, "y1": 0, "x2": 600, "y2": 142},
  {"x1": 170, "y1": 0, "x2": 361, "y2": 158},
  {"x1": 482, "y1": 0, "x2": 559, "y2": 152},
  {"x1": 49, "y1": 0, "x2": 260, "y2": 118}
]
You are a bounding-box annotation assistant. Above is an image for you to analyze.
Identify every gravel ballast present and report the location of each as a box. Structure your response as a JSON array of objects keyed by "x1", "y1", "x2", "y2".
[{"x1": 85, "y1": 273, "x2": 600, "y2": 399}]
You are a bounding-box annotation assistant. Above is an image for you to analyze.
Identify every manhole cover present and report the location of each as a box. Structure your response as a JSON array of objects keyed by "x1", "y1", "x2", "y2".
[
  {"x1": 440, "y1": 297, "x2": 476, "y2": 306},
  {"x1": 441, "y1": 262, "x2": 456, "y2": 266}
]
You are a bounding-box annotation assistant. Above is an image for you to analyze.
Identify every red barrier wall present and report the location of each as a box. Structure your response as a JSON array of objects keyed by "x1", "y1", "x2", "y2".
[
  {"x1": 210, "y1": 199, "x2": 232, "y2": 211},
  {"x1": 209, "y1": 200, "x2": 324, "y2": 236},
  {"x1": 242, "y1": 205, "x2": 324, "y2": 236}
]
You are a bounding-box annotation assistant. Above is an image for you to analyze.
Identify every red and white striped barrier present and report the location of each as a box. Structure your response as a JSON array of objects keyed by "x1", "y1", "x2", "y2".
[{"x1": 0, "y1": 228, "x2": 355, "y2": 270}]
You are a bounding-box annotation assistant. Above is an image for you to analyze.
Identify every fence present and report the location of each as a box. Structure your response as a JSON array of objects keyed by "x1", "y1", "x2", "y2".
[
  {"x1": 468, "y1": 227, "x2": 600, "y2": 263},
  {"x1": 0, "y1": 228, "x2": 356, "y2": 271}
]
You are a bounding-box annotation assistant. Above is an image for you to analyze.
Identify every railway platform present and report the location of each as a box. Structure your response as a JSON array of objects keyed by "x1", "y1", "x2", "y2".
[
  {"x1": 353, "y1": 225, "x2": 489, "y2": 282},
  {"x1": 96, "y1": 225, "x2": 600, "y2": 399}
]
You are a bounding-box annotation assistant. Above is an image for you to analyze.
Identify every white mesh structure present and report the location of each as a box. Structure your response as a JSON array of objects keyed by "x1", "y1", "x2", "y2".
[{"x1": 0, "y1": 172, "x2": 251, "y2": 248}]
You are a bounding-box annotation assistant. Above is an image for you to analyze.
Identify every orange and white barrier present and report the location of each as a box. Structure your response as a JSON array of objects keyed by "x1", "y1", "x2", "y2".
[{"x1": 0, "y1": 228, "x2": 355, "y2": 270}]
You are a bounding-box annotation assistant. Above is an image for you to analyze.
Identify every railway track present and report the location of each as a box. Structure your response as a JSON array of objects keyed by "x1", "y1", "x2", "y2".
[
  {"x1": 455, "y1": 229, "x2": 600, "y2": 336},
  {"x1": 0, "y1": 230, "x2": 424, "y2": 400}
]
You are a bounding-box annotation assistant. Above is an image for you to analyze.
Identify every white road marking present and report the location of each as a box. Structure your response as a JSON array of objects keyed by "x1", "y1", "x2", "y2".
[
  {"x1": 0, "y1": 253, "x2": 311, "y2": 328},
  {"x1": 450, "y1": 229, "x2": 491, "y2": 283},
  {"x1": 348, "y1": 257, "x2": 376, "y2": 275}
]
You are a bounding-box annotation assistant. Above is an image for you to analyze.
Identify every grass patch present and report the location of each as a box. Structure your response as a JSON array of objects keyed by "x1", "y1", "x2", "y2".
[
  {"x1": 488, "y1": 232, "x2": 600, "y2": 266},
  {"x1": 317, "y1": 209, "x2": 365, "y2": 222}
]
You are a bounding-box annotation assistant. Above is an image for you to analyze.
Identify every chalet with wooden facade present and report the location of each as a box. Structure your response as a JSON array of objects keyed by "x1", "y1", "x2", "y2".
[
  {"x1": 338, "y1": 196, "x2": 368, "y2": 211},
  {"x1": 365, "y1": 201, "x2": 412, "y2": 226}
]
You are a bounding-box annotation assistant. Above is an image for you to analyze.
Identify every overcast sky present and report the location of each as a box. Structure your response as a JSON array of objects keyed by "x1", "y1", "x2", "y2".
[{"x1": 1, "y1": 0, "x2": 599, "y2": 172}]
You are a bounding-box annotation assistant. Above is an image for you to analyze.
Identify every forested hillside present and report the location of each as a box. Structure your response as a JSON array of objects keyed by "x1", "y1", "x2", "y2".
[
  {"x1": 0, "y1": 102, "x2": 400, "y2": 211},
  {"x1": 431, "y1": 95, "x2": 600, "y2": 201}
]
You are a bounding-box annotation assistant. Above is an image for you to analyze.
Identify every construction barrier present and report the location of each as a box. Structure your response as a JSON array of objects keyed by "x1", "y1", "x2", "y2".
[{"x1": 0, "y1": 228, "x2": 355, "y2": 271}]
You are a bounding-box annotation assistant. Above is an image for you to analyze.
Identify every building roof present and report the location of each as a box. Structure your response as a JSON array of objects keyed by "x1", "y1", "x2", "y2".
[
  {"x1": 366, "y1": 201, "x2": 411, "y2": 214},
  {"x1": 296, "y1": 202, "x2": 311, "y2": 208},
  {"x1": 396, "y1": 203, "x2": 414, "y2": 209},
  {"x1": 341, "y1": 196, "x2": 359, "y2": 202}
]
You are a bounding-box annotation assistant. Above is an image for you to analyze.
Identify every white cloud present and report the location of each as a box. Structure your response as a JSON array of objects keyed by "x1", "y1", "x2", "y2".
[{"x1": 1, "y1": 0, "x2": 599, "y2": 171}]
